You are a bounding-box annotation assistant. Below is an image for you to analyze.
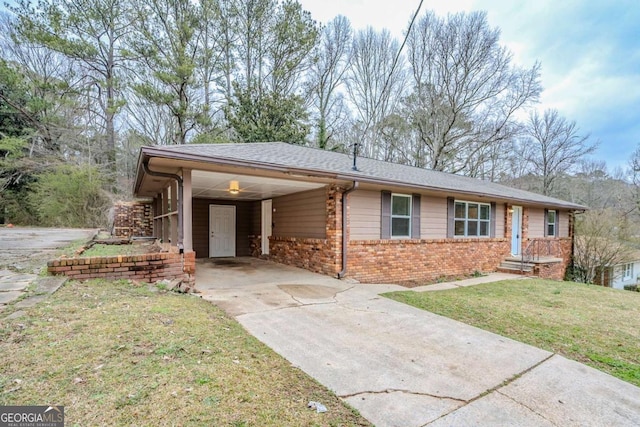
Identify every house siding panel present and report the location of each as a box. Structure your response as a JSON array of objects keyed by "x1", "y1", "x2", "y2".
[
  {"x1": 422, "y1": 196, "x2": 447, "y2": 239},
  {"x1": 494, "y1": 203, "x2": 505, "y2": 238},
  {"x1": 349, "y1": 190, "x2": 381, "y2": 240},
  {"x1": 192, "y1": 198, "x2": 254, "y2": 258},
  {"x1": 528, "y1": 208, "x2": 545, "y2": 238},
  {"x1": 272, "y1": 188, "x2": 326, "y2": 239},
  {"x1": 559, "y1": 210, "x2": 569, "y2": 237},
  {"x1": 351, "y1": 192, "x2": 506, "y2": 241}
]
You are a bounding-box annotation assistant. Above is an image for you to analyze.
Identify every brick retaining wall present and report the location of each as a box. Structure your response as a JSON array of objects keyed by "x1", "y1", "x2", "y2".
[{"x1": 48, "y1": 251, "x2": 196, "y2": 285}]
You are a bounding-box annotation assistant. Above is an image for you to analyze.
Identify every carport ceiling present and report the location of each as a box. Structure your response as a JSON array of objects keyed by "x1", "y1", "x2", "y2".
[{"x1": 192, "y1": 170, "x2": 325, "y2": 200}]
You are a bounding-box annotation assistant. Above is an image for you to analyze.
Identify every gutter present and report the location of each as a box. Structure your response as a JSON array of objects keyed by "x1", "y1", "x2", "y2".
[
  {"x1": 337, "y1": 181, "x2": 359, "y2": 279},
  {"x1": 142, "y1": 159, "x2": 184, "y2": 252}
]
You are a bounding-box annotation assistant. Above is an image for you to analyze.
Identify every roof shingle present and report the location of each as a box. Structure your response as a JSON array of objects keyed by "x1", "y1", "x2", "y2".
[{"x1": 143, "y1": 142, "x2": 586, "y2": 209}]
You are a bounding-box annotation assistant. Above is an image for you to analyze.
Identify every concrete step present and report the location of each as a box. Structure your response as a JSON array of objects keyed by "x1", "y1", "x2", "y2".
[
  {"x1": 499, "y1": 261, "x2": 534, "y2": 270},
  {"x1": 497, "y1": 267, "x2": 532, "y2": 275}
]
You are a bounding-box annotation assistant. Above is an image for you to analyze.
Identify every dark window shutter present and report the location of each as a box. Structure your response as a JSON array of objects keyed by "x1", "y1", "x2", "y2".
[
  {"x1": 544, "y1": 209, "x2": 549, "y2": 237},
  {"x1": 555, "y1": 211, "x2": 560, "y2": 237},
  {"x1": 412, "y1": 194, "x2": 421, "y2": 239},
  {"x1": 381, "y1": 191, "x2": 391, "y2": 239},
  {"x1": 490, "y1": 202, "x2": 496, "y2": 238},
  {"x1": 447, "y1": 197, "x2": 454, "y2": 238}
]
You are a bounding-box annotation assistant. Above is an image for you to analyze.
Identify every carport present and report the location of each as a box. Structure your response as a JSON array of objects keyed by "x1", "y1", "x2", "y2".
[{"x1": 133, "y1": 144, "x2": 351, "y2": 280}]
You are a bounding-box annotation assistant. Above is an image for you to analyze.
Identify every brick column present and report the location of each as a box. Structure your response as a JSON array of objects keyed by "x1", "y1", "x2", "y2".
[{"x1": 325, "y1": 185, "x2": 343, "y2": 275}]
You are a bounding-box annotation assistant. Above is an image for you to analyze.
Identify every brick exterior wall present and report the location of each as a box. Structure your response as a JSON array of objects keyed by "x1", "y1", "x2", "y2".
[
  {"x1": 347, "y1": 238, "x2": 512, "y2": 284},
  {"x1": 113, "y1": 201, "x2": 153, "y2": 238},
  {"x1": 269, "y1": 237, "x2": 338, "y2": 276},
  {"x1": 249, "y1": 190, "x2": 574, "y2": 283},
  {"x1": 47, "y1": 250, "x2": 196, "y2": 285},
  {"x1": 267, "y1": 185, "x2": 343, "y2": 277}
]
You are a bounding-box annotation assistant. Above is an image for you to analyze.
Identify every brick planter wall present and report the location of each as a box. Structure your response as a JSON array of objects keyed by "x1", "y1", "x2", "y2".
[
  {"x1": 347, "y1": 238, "x2": 511, "y2": 283},
  {"x1": 113, "y1": 201, "x2": 153, "y2": 238},
  {"x1": 48, "y1": 251, "x2": 196, "y2": 285}
]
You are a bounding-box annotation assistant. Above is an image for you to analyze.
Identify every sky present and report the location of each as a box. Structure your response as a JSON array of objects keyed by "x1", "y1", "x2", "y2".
[{"x1": 298, "y1": 0, "x2": 640, "y2": 172}]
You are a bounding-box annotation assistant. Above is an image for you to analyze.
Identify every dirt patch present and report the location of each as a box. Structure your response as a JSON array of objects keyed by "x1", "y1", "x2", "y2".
[
  {"x1": 206, "y1": 258, "x2": 253, "y2": 268},
  {"x1": 396, "y1": 273, "x2": 487, "y2": 288}
]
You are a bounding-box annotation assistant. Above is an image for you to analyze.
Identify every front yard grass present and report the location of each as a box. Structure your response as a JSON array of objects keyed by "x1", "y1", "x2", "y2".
[
  {"x1": 0, "y1": 279, "x2": 370, "y2": 426},
  {"x1": 384, "y1": 279, "x2": 640, "y2": 387}
]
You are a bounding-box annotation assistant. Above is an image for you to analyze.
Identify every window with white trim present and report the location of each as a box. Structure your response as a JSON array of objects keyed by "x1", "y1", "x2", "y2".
[
  {"x1": 454, "y1": 201, "x2": 490, "y2": 237},
  {"x1": 547, "y1": 210, "x2": 557, "y2": 237},
  {"x1": 391, "y1": 194, "x2": 412, "y2": 238},
  {"x1": 622, "y1": 263, "x2": 633, "y2": 281}
]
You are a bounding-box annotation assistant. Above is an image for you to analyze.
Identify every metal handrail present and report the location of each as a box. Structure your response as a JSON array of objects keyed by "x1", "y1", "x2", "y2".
[{"x1": 521, "y1": 238, "x2": 561, "y2": 271}]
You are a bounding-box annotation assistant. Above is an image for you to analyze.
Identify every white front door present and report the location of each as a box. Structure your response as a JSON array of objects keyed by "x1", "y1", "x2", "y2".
[
  {"x1": 209, "y1": 205, "x2": 236, "y2": 257},
  {"x1": 261, "y1": 199, "x2": 272, "y2": 255},
  {"x1": 511, "y1": 205, "x2": 523, "y2": 256}
]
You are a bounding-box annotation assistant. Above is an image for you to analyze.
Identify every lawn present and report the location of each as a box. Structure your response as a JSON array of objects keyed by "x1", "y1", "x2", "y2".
[
  {"x1": 384, "y1": 279, "x2": 640, "y2": 387},
  {"x1": 0, "y1": 279, "x2": 370, "y2": 426}
]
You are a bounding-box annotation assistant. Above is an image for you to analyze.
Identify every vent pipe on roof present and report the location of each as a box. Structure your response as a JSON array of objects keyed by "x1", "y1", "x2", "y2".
[
  {"x1": 351, "y1": 143, "x2": 359, "y2": 171},
  {"x1": 142, "y1": 159, "x2": 184, "y2": 252},
  {"x1": 338, "y1": 181, "x2": 359, "y2": 279}
]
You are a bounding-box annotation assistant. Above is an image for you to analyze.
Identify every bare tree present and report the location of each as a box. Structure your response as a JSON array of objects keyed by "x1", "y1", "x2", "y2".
[
  {"x1": 521, "y1": 109, "x2": 597, "y2": 195},
  {"x1": 308, "y1": 15, "x2": 352, "y2": 149},
  {"x1": 403, "y1": 11, "x2": 540, "y2": 174},
  {"x1": 573, "y1": 209, "x2": 636, "y2": 284},
  {"x1": 346, "y1": 27, "x2": 405, "y2": 160}
]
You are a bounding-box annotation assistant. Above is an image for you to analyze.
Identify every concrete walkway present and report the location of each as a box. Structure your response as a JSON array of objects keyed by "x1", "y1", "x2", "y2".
[
  {"x1": 0, "y1": 227, "x2": 97, "y2": 312},
  {"x1": 197, "y1": 258, "x2": 640, "y2": 427}
]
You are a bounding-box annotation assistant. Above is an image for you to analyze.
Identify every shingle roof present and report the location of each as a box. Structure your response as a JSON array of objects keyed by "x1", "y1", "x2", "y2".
[{"x1": 142, "y1": 142, "x2": 586, "y2": 209}]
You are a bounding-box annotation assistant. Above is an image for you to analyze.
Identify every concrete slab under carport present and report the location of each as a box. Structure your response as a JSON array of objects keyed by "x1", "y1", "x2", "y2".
[{"x1": 196, "y1": 257, "x2": 640, "y2": 427}]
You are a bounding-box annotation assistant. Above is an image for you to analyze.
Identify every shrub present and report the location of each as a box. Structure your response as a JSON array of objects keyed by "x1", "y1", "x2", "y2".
[
  {"x1": 30, "y1": 164, "x2": 111, "y2": 227},
  {"x1": 623, "y1": 284, "x2": 639, "y2": 292}
]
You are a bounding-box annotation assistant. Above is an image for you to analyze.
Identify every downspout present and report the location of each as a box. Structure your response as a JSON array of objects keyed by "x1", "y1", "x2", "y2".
[
  {"x1": 337, "y1": 181, "x2": 359, "y2": 279},
  {"x1": 569, "y1": 210, "x2": 576, "y2": 280},
  {"x1": 142, "y1": 159, "x2": 184, "y2": 252}
]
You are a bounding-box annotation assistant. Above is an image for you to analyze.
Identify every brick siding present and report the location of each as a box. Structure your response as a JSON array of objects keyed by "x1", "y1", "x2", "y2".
[
  {"x1": 347, "y1": 238, "x2": 512, "y2": 283},
  {"x1": 48, "y1": 251, "x2": 196, "y2": 285},
  {"x1": 253, "y1": 188, "x2": 572, "y2": 283}
]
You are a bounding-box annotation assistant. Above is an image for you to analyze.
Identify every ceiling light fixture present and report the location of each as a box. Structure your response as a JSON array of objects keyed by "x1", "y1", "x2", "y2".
[{"x1": 229, "y1": 180, "x2": 240, "y2": 195}]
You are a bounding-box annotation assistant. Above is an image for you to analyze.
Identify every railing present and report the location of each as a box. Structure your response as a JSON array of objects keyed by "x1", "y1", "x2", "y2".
[{"x1": 521, "y1": 239, "x2": 562, "y2": 271}]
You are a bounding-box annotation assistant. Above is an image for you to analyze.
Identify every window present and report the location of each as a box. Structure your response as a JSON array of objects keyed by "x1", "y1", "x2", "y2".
[
  {"x1": 622, "y1": 263, "x2": 633, "y2": 281},
  {"x1": 454, "y1": 201, "x2": 490, "y2": 237},
  {"x1": 547, "y1": 210, "x2": 557, "y2": 237},
  {"x1": 391, "y1": 194, "x2": 411, "y2": 238}
]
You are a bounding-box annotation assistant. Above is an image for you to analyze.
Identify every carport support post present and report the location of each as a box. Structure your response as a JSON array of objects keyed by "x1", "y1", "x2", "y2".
[
  {"x1": 182, "y1": 169, "x2": 193, "y2": 252},
  {"x1": 170, "y1": 182, "x2": 178, "y2": 245},
  {"x1": 162, "y1": 186, "x2": 170, "y2": 243}
]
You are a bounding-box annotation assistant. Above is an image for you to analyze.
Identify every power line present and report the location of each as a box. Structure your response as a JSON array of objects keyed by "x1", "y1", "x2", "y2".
[{"x1": 358, "y1": 0, "x2": 424, "y2": 152}]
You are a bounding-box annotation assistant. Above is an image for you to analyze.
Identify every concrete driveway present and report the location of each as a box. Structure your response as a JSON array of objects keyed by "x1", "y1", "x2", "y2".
[
  {"x1": 197, "y1": 258, "x2": 640, "y2": 427},
  {"x1": 0, "y1": 227, "x2": 97, "y2": 310}
]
